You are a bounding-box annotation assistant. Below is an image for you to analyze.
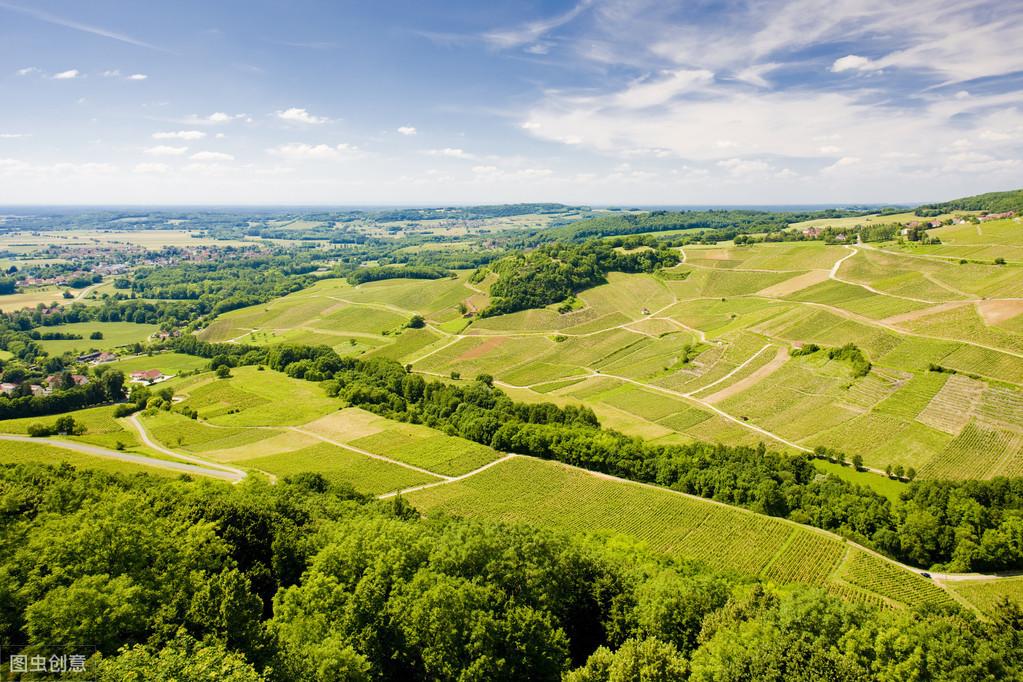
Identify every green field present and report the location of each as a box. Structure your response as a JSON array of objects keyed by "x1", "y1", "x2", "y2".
[
  {"x1": 947, "y1": 576, "x2": 1023, "y2": 615},
  {"x1": 406, "y1": 456, "x2": 947, "y2": 607},
  {"x1": 35, "y1": 321, "x2": 159, "y2": 355},
  {"x1": 235, "y1": 441, "x2": 441, "y2": 495},
  {"x1": 184, "y1": 237, "x2": 1023, "y2": 482}
]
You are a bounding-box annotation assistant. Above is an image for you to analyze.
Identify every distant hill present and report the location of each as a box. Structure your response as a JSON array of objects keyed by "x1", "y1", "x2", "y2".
[{"x1": 915, "y1": 188, "x2": 1023, "y2": 215}]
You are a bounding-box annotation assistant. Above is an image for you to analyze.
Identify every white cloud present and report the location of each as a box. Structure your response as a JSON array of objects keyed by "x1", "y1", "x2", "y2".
[
  {"x1": 397, "y1": 126, "x2": 417, "y2": 136},
  {"x1": 153, "y1": 130, "x2": 206, "y2": 141},
  {"x1": 268, "y1": 143, "x2": 358, "y2": 160},
  {"x1": 521, "y1": 121, "x2": 541, "y2": 130},
  {"x1": 276, "y1": 108, "x2": 328, "y2": 124},
  {"x1": 818, "y1": 145, "x2": 842, "y2": 154},
  {"x1": 614, "y1": 69, "x2": 715, "y2": 109},
  {"x1": 472, "y1": 165, "x2": 499, "y2": 174},
  {"x1": 102, "y1": 69, "x2": 121, "y2": 77},
  {"x1": 830, "y1": 55, "x2": 879, "y2": 73},
  {"x1": 191, "y1": 151, "x2": 234, "y2": 161},
  {"x1": 186, "y1": 112, "x2": 249, "y2": 125},
  {"x1": 127, "y1": 73, "x2": 148, "y2": 80},
  {"x1": 426, "y1": 147, "x2": 474, "y2": 159},
  {"x1": 822, "y1": 156, "x2": 862, "y2": 172},
  {"x1": 16, "y1": 67, "x2": 39, "y2": 76},
  {"x1": 133, "y1": 162, "x2": 169, "y2": 174},
  {"x1": 483, "y1": 0, "x2": 593, "y2": 48},
  {"x1": 144, "y1": 145, "x2": 188, "y2": 156},
  {"x1": 0, "y1": 133, "x2": 28, "y2": 139},
  {"x1": 52, "y1": 69, "x2": 81, "y2": 80}
]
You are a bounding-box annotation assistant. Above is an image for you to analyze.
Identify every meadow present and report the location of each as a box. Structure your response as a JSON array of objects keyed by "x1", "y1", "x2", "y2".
[{"x1": 35, "y1": 321, "x2": 159, "y2": 355}]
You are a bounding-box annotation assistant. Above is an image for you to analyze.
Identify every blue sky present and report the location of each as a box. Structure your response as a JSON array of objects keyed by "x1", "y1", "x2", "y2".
[{"x1": 0, "y1": 0, "x2": 1021, "y2": 205}]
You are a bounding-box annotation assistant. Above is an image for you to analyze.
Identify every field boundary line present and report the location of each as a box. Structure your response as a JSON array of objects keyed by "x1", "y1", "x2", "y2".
[
  {"x1": 378, "y1": 453, "x2": 516, "y2": 499},
  {"x1": 289, "y1": 426, "x2": 455, "y2": 481},
  {"x1": 685, "y1": 343, "x2": 774, "y2": 397}
]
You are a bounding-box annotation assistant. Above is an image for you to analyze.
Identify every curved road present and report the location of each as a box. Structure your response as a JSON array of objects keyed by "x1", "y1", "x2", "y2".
[
  {"x1": 126, "y1": 415, "x2": 247, "y2": 480},
  {"x1": 0, "y1": 433, "x2": 243, "y2": 481}
]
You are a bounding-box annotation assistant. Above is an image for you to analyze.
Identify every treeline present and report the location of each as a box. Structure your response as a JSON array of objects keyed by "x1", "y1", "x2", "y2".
[
  {"x1": 345, "y1": 265, "x2": 451, "y2": 286},
  {"x1": 477, "y1": 237, "x2": 680, "y2": 317},
  {"x1": 543, "y1": 208, "x2": 874, "y2": 242},
  {"x1": 0, "y1": 370, "x2": 125, "y2": 420},
  {"x1": 916, "y1": 188, "x2": 1023, "y2": 215},
  {"x1": 171, "y1": 338, "x2": 1023, "y2": 573},
  {"x1": 2, "y1": 464, "x2": 1017, "y2": 680}
]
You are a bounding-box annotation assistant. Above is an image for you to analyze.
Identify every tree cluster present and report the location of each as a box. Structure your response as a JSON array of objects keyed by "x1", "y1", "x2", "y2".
[{"x1": 0, "y1": 463, "x2": 1018, "y2": 680}]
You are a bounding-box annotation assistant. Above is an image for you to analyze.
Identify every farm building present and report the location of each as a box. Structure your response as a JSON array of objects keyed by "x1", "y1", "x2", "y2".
[{"x1": 130, "y1": 369, "x2": 165, "y2": 384}]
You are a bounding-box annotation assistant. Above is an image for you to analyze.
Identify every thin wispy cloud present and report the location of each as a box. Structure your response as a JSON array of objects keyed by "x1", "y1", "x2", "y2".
[
  {"x1": 483, "y1": 0, "x2": 593, "y2": 49},
  {"x1": 0, "y1": 1, "x2": 167, "y2": 52}
]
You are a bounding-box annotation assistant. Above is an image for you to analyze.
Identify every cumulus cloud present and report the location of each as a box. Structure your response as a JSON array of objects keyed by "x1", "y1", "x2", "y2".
[
  {"x1": 190, "y1": 151, "x2": 234, "y2": 161},
  {"x1": 52, "y1": 69, "x2": 81, "y2": 80},
  {"x1": 127, "y1": 73, "x2": 148, "y2": 80},
  {"x1": 397, "y1": 126, "x2": 417, "y2": 136},
  {"x1": 267, "y1": 143, "x2": 358, "y2": 159},
  {"x1": 186, "y1": 112, "x2": 250, "y2": 125},
  {"x1": 276, "y1": 108, "x2": 328, "y2": 124},
  {"x1": 830, "y1": 55, "x2": 879, "y2": 73},
  {"x1": 144, "y1": 145, "x2": 188, "y2": 156},
  {"x1": 153, "y1": 130, "x2": 206, "y2": 141}
]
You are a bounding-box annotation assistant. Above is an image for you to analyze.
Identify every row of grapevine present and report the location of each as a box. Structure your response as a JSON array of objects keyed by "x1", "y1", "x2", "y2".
[
  {"x1": 762, "y1": 530, "x2": 845, "y2": 587},
  {"x1": 840, "y1": 550, "x2": 955, "y2": 609}
]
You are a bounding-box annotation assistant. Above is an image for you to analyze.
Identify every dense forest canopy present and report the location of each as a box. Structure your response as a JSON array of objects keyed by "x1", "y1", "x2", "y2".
[
  {"x1": 915, "y1": 188, "x2": 1023, "y2": 215},
  {"x1": 478, "y1": 237, "x2": 680, "y2": 316},
  {"x1": 0, "y1": 462, "x2": 1018, "y2": 681}
]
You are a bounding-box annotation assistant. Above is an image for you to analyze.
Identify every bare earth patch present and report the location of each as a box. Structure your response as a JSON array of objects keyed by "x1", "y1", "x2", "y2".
[
  {"x1": 456, "y1": 336, "x2": 507, "y2": 361},
  {"x1": 976, "y1": 299, "x2": 1023, "y2": 326},
  {"x1": 702, "y1": 346, "x2": 790, "y2": 405},
  {"x1": 756, "y1": 270, "x2": 829, "y2": 297}
]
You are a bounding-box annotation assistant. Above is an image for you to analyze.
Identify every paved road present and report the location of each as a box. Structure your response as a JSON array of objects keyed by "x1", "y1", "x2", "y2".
[
  {"x1": 127, "y1": 414, "x2": 247, "y2": 480},
  {"x1": 0, "y1": 433, "x2": 243, "y2": 481}
]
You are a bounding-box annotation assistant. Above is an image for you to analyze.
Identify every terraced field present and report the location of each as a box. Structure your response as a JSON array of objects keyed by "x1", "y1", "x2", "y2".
[{"x1": 406, "y1": 456, "x2": 943, "y2": 607}]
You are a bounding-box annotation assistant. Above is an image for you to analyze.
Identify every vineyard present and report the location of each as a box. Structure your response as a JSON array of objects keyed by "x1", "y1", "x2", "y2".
[
  {"x1": 837, "y1": 549, "x2": 956, "y2": 609},
  {"x1": 919, "y1": 421, "x2": 1023, "y2": 480},
  {"x1": 236, "y1": 441, "x2": 441, "y2": 494},
  {"x1": 947, "y1": 576, "x2": 1023, "y2": 616},
  {"x1": 406, "y1": 456, "x2": 951, "y2": 607}
]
